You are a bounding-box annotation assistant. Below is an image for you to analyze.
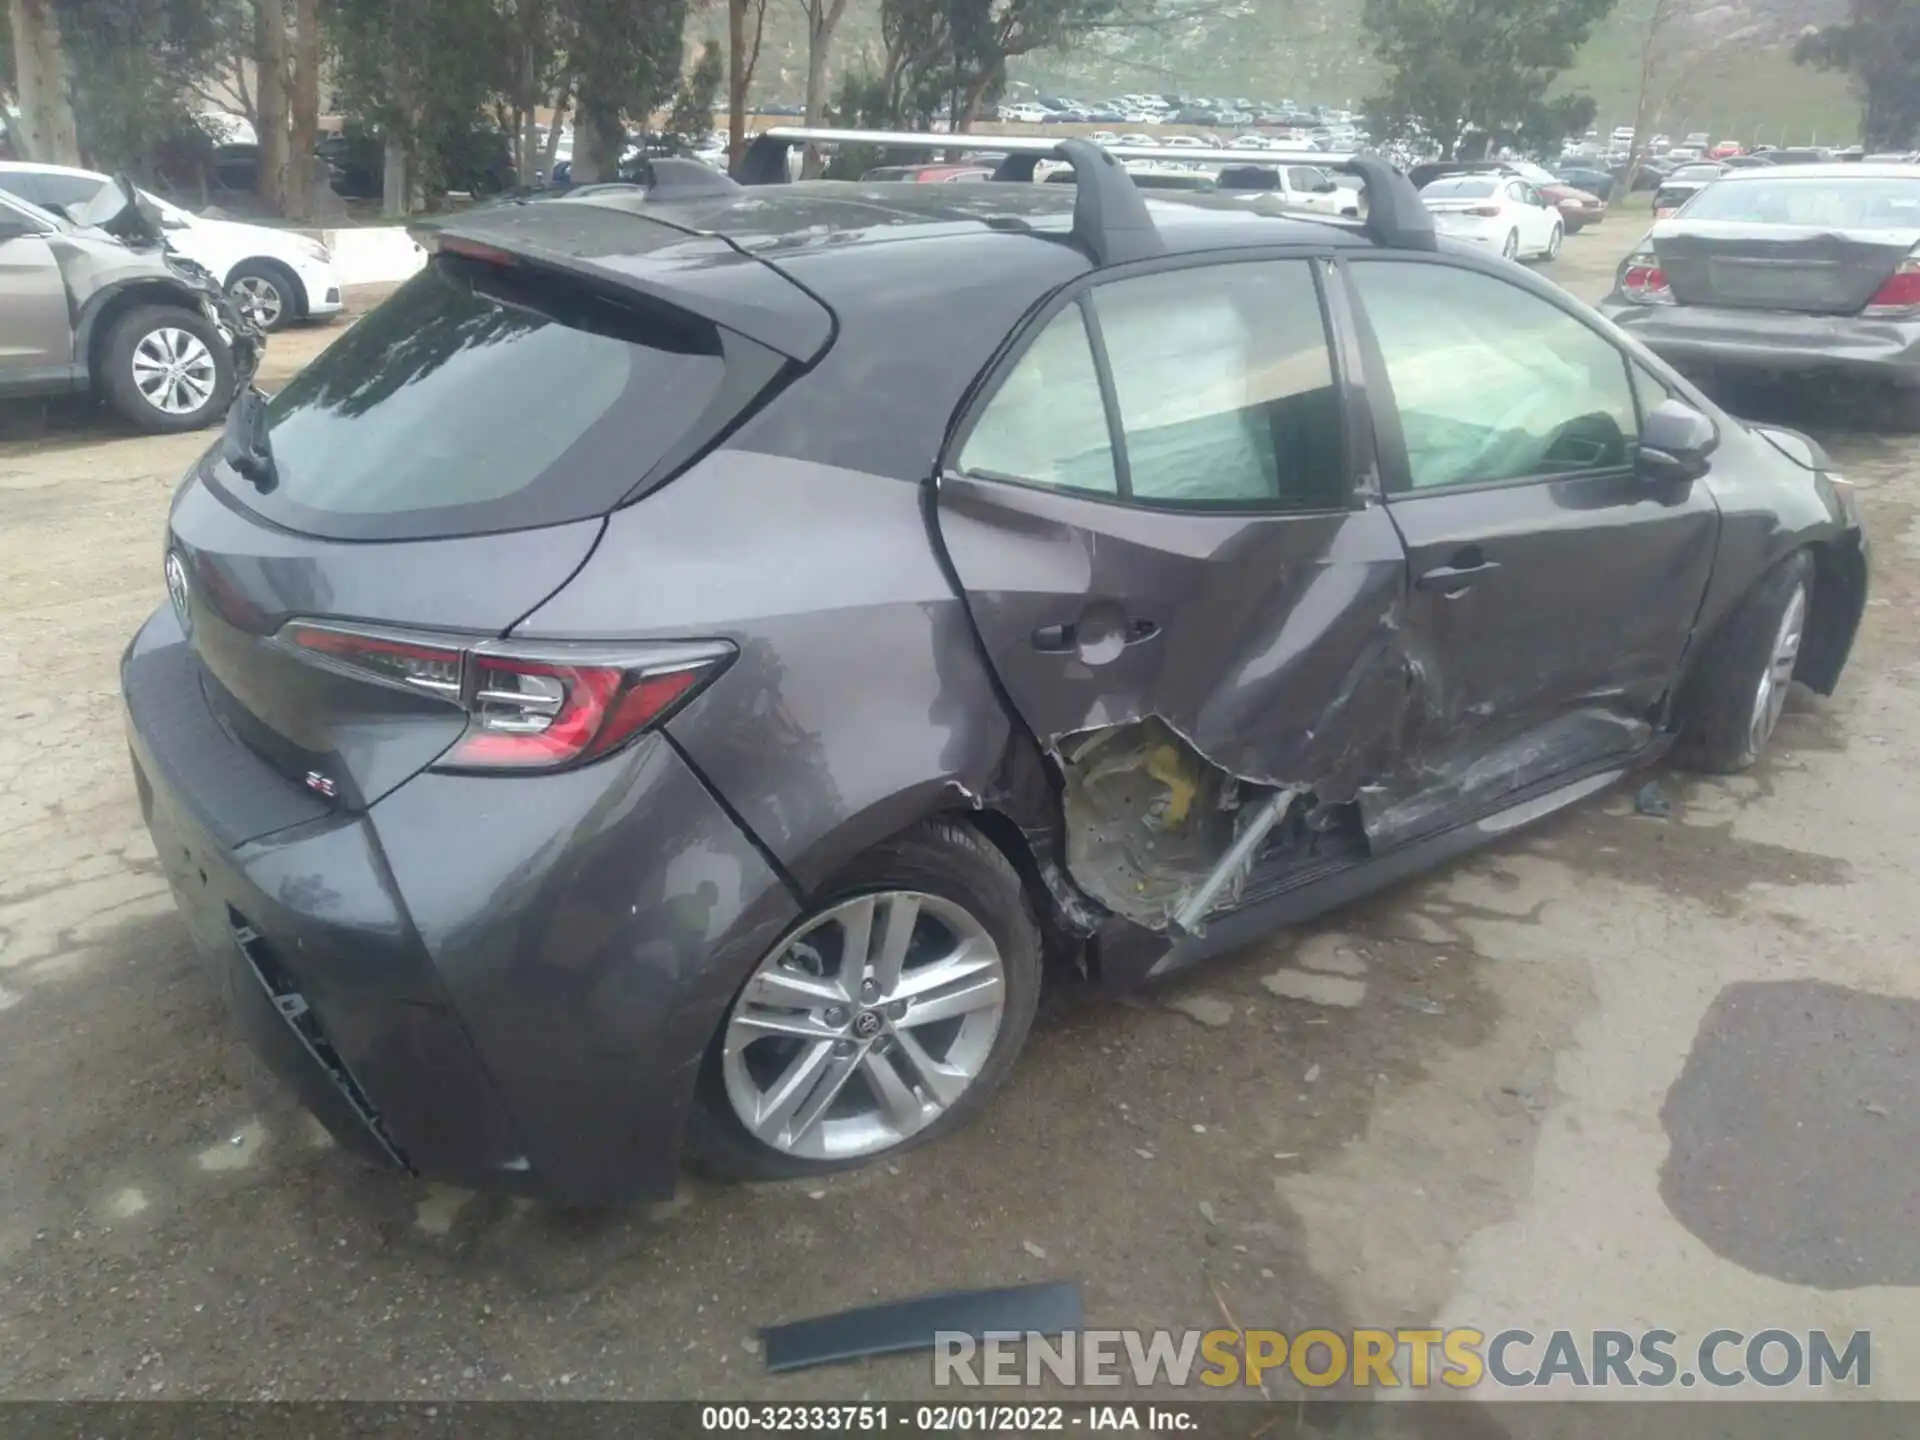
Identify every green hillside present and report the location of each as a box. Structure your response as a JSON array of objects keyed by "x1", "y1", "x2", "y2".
[{"x1": 700, "y1": 0, "x2": 1865, "y2": 148}]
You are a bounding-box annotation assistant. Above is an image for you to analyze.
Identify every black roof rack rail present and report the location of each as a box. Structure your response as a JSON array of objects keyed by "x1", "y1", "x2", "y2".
[{"x1": 737, "y1": 126, "x2": 1436, "y2": 255}]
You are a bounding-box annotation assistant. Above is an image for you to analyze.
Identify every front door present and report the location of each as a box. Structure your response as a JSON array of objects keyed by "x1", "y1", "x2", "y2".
[
  {"x1": 936, "y1": 254, "x2": 1412, "y2": 806},
  {"x1": 1343, "y1": 255, "x2": 1719, "y2": 842},
  {"x1": 0, "y1": 196, "x2": 74, "y2": 384}
]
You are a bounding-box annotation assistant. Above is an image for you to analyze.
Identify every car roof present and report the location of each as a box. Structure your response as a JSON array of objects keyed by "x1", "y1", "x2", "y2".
[{"x1": 1717, "y1": 162, "x2": 1920, "y2": 181}]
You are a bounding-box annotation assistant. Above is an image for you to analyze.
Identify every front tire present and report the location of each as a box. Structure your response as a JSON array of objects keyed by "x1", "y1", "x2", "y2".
[
  {"x1": 227, "y1": 260, "x2": 302, "y2": 333},
  {"x1": 1544, "y1": 223, "x2": 1564, "y2": 259},
  {"x1": 1502, "y1": 229, "x2": 1520, "y2": 260},
  {"x1": 686, "y1": 819, "x2": 1043, "y2": 1181},
  {"x1": 1675, "y1": 551, "x2": 1814, "y2": 774},
  {"x1": 97, "y1": 306, "x2": 234, "y2": 433}
]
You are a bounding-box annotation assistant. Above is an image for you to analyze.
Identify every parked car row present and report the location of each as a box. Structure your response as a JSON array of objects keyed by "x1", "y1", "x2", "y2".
[
  {"x1": 0, "y1": 176, "x2": 262, "y2": 431},
  {"x1": 0, "y1": 161, "x2": 342, "y2": 333}
]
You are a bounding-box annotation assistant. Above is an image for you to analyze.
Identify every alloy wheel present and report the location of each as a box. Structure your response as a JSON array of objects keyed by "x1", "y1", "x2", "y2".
[
  {"x1": 1748, "y1": 582, "x2": 1807, "y2": 757},
  {"x1": 721, "y1": 890, "x2": 1007, "y2": 1161},
  {"x1": 131, "y1": 328, "x2": 218, "y2": 416},
  {"x1": 229, "y1": 275, "x2": 285, "y2": 329}
]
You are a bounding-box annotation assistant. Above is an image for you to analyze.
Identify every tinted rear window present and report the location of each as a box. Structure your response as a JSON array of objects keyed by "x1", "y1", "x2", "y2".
[
  {"x1": 1422, "y1": 177, "x2": 1499, "y2": 198},
  {"x1": 232, "y1": 256, "x2": 741, "y2": 540},
  {"x1": 1681, "y1": 176, "x2": 1920, "y2": 227}
]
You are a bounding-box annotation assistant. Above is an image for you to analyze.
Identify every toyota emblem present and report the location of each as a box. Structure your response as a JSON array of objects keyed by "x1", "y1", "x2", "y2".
[{"x1": 165, "y1": 551, "x2": 192, "y2": 635}]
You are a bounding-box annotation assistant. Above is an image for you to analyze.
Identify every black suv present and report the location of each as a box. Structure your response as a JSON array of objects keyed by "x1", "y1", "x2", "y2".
[{"x1": 121, "y1": 132, "x2": 1864, "y2": 1205}]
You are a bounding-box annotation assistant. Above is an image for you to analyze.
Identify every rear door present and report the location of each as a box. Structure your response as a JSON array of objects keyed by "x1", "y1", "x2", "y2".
[
  {"x1": 1344, "y1": 255, "x2": 1719, "y2": 843},
  {"x1": 1651, "y1": 172, "x2": 1920, "y2": 312},
  {"x1": 935, "y1": 253, "x2": 1412, "y2": 797}
]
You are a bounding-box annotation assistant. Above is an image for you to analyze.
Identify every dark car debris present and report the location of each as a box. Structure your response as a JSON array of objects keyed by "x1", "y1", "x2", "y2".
[
  {"x1": 119, "y1": 126, "x2": 1868, "y2": 1208},
  {"x1": 759, "y1": 1282, "x2": 1084, "y2": 1375}
]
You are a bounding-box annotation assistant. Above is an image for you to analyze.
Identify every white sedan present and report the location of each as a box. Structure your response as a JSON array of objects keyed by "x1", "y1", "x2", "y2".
[
  {"x1": 0, "y1": 161, "x2": 344, "y2": 332},
  {"x1": 1418, "y1": 173, "x2": 1564, "y2": 261}
]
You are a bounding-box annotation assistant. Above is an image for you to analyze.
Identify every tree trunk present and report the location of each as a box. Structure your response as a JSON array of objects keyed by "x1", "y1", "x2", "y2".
[
  {"x1": 799, "y1": 0, "x2": 849, "y2": 178},
  {"x1": 573, "y1": 112, "x2": 622, "y2": 184},
  {"x1": 256, "y1": 0, "x2": 291, "y2": 214},
  {"x1": 7, "y1": 0, "x2": 81, "y2": 165},
  {"x1": 727, "y1": 0, "x2": 750, "y2": 173},
  {"x1": 539, "y1": 76, "x2": 571, "y2": 184},
  {"x1": 959, "y1": 70, "x2": 993, "y2": 132},
  {"x1": 381, "y1": 134, "x2": 409, "y2": 218},
  {"x1": 286, "y1": 0, "x2": 321, "y2": 222}
]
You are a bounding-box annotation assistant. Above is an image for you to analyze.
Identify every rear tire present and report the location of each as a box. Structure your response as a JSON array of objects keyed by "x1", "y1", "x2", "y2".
[
  {"x1": 1675, "y1": 551, "x2": 1814, "y2": 774},
  {"x1": 97, "y1": 305, "x2": 234, "y2": 434},
  {"x1": 685, "y1": 818, "x2": 1043, "y2": 1182}
]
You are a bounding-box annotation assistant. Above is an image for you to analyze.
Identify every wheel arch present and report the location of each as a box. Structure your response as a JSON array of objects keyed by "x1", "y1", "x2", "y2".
[{"x1": 78, "y1": 282, "x2": 206, "y2": 389}]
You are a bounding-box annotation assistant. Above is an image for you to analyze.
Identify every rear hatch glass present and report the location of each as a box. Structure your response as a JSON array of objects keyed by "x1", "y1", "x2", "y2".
[{"x1": 222, "y1": 254, "x2": 742, "y2": 541}]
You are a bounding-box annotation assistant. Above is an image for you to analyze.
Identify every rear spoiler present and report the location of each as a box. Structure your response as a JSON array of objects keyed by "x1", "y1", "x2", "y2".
[{"x1": 739, "y1": 126, "x2": 1436, "y2": 262}]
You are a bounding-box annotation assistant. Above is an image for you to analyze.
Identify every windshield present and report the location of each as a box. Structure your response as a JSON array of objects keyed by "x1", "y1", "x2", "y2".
[
  {"x1": 1680, "y1": 175, "x2": 1920, "y2": 228},
  {"x1": 1423, "y1": 176, "x2": 1500, "y2": 199}
]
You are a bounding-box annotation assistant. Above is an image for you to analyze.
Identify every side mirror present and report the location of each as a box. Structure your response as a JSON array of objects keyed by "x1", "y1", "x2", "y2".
[{"x1": 1639, "y1": 398, "x2": 1717, "y2": 484}]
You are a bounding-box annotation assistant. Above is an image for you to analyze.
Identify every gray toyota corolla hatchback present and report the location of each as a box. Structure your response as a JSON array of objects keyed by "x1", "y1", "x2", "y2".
[{"x1": 124, "y1": 136, "x2": 1867, "y2": 1204}]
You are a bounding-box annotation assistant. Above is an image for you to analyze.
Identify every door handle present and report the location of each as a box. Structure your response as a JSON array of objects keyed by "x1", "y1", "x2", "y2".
[
  {"x1": 1415, "y1": 560, "x2": 1500, "y2": 595},
  {"x1": 1032, "y1": 622, "x2": 1075, "y2": 653},
  {"x1": 1031, "y1": 615, "x2": 1160, "y2": 656}
]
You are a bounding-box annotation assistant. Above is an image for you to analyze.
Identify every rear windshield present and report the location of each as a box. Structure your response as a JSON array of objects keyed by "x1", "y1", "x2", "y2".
[
  {"x1": 1680, "y1": 176, "x2": 1920, "y2": 227},
  {"x1": 233, "y1": 255, "x2": 739, "y2": 540},
  {"x1": 1422, "y1": 177, "x2": 1499, "y2": 198}
]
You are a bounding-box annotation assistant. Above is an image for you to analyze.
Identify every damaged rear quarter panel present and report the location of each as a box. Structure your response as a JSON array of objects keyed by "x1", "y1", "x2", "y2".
[{"x1": 509, "y1": 449, "x2": 1037, "y2": 896}]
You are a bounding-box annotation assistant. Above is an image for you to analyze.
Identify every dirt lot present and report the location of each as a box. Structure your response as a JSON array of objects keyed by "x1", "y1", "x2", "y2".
[{"x1": 2, "y1": 225, "x2": 1918, "y2": 1405}]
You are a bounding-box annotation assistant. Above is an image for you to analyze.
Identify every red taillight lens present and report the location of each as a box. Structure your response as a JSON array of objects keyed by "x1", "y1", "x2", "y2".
[
  {"x1": 1864, "y1": 257, "x2": 1920, "y2": 317},
  {"x1": 1465, "y1": 205, "x2": 1501, "y2": 217},
  {"x1": 1621, "y1": 257, "x2": 1674, "y2": 305},
  {"x1": 285, "y1": 623, "x2": 465, "y2": 697},
  {"x1": 281, "y1": 623, "x2": 732, "y2": 773}
]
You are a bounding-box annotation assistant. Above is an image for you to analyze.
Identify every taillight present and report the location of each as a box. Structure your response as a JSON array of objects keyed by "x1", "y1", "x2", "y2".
[
  {"x1": 1864, "y1": 253, "x2": 1920, "y2": 317},
  {"x1": 1620, "y1": 251, "x2": 1675, "y2": 305},
  {"x1": 283, "y1": 623, "x2": 733, "y2": 773},
  {"x1": 1465, "y1": 205, "x2": 1501, "y2": 218}
]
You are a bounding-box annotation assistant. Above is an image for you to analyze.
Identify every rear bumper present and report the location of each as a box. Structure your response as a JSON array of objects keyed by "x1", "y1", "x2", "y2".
[
  {"x1": 122, "y1": 604, "x2": 799, "y2": 1204},
  {"x1": 1601, "y1": 299, "x2": 1920, "y2": 384}
]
